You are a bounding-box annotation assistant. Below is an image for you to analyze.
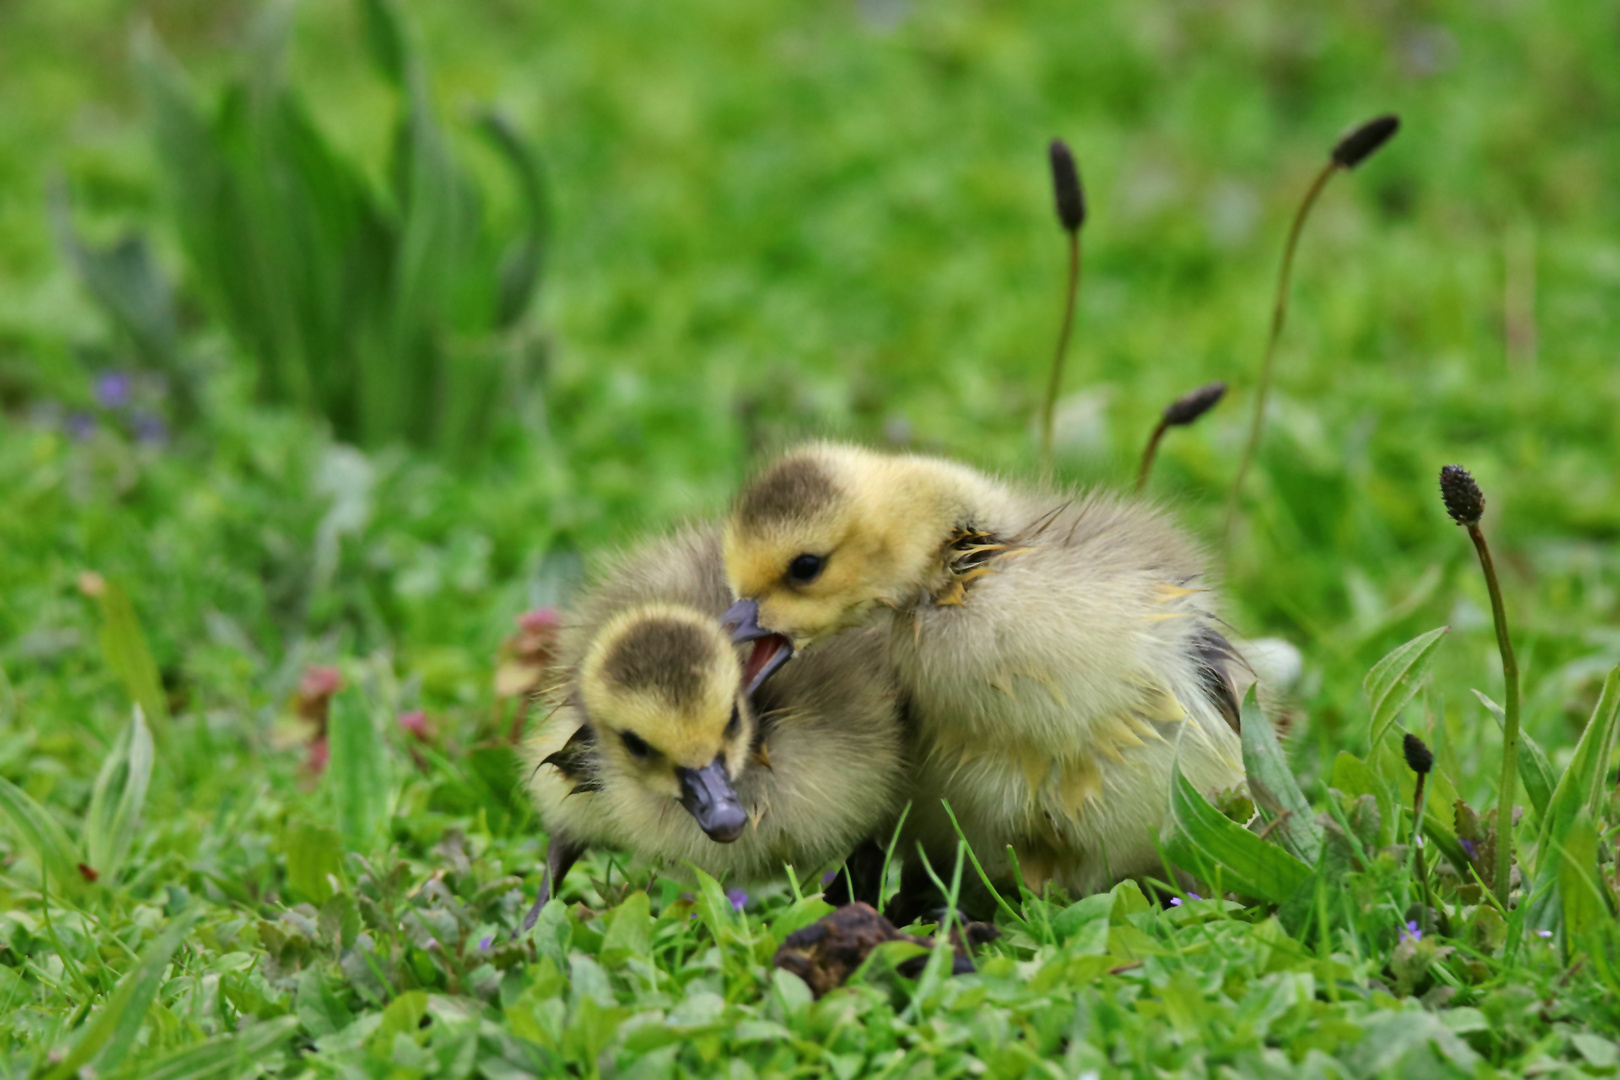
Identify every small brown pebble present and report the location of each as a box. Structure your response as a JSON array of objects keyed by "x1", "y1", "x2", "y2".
[{"x1": 772, "y1": 902, "x2": 999, "y2": 998}]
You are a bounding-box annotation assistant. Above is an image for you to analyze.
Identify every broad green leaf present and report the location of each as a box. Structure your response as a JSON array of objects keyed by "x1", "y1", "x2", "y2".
[
  {"x1": 370, "y1": 990, "x2": 428, "y2": 1055},
  {"x1": 283, "y1": 820, "x2": 344, "y2": 904},
  {"x1": 601, "y1": 891, "x2": 651, "y2": 961},
  {"x1": 1330, "y1": 752, "x2": 1396, "y2": 848},
  {"x1": 1558, "y1": 814, "x2": 1607, "y2": 944},
  {"x1": 295, "y1": 966, "x2": 354, "y2": 1039},
  {"x1": 45, "y1": 912, "x2": 197, "y2": 1080},
  {"x1": 86, "y1": 577, "x2": 171, "y2": 731},
  {"x1": 767, "y1": 895, "x2": 833, "y2": 941},
  {"x1": 326, "y1": 687, "x2": 391, "y2": 853},
  {"x1": 0, "y1": 775, "x2": 84, "y2": 887},
  {"x1": 105, "y1": 1016, "x2": 299, "y2": 1080},
  {"x1": 1474, "y1": 689, "x2": 1555, "y2": 821},
  {"x1": 1239, "y1": 691, "x2": 1322, "y2": 865},
  {"x1": 1364, "y1": 626, "x2": 1448, "y2": 748},
  {"x1": 1165, "y1": 761, "x2": 1313, "y2": 903},
  {"x1": 85, "y1": 707, "x2": 155, "y2": 883},
  {"x1": 1527, "y1": 666, "x2": 1620, "y2": 931}
]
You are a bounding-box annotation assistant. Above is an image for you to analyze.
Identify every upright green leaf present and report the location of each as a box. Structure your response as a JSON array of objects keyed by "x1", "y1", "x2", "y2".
[
  {"x1": 44, "y1": 912, "x2": 197, "y2": 1080},
  {"x1": 1330, "y1": 751, "x2": 1396, "y2": 848},
  {"x1": 85, "y1": 707, "x2": 155, "y2": 883},
  {"x1": 1474, "y1": 689, "x2": 1555, "y2": 821},
  {"x1": 1364, "y1": 626, "x2": 1447, "y2": 748},
  {"x1": 86, "y1": 577, "x2": 171, "y2": 731},
  {"x1": 1558, "y1": 814, "x2": 1607, "y2": 943},
  {"x1": 326, "y1": 688, "x2": 391, "y2": 853},
  {"x1": 0, "y1": 776, "x2": 84, "y2": 887},
  {"x1": 284, "y1": 820, "x2": 345, "y2": 904},
  {"x1": 1165, "y1": 761, "x2": 1314, "y2": 903},
  {"x1": 1239, "y1": 692, "x2": 1322, "y2": 865},
  {"x1": 1527, "y1": 666, "x2": 1620, "y2": 930}
]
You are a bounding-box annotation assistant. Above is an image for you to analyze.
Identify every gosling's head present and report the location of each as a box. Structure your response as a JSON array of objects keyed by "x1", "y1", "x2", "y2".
[
  {"x1": 721, "y1": 444, "x2": 956, "y2": 684},
  {"x1": 578, "y1": 604, "x2": 755, "y2": 843}
]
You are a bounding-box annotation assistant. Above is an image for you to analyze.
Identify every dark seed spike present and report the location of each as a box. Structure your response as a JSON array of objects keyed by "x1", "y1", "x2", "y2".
[
  {"x1": 1048, "y1": 138, "x2": 1086, "y2": 233},
  {"x1": 1439, "y1": 464, "x2": 1485, "y2": 526},
  {"x1": 1162, "y1": 381, "x2": 1227, "y2": 427},
  {"x1": 1403, "y1": 733, "x2": 1434, "y2": 775},
  {"x1": 1331, "y1": 114, "x2": 1401, "y2": 169}
]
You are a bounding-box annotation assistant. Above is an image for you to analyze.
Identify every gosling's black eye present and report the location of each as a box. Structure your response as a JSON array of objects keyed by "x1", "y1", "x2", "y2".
[
  {"x1": 724, "y1": 705, "x2": 742, "y2": 740},
  {"x1": 787, "y1": 553, "x2": 825, "y2": 584},
  {"x1": 620, "y1": 731, "x2": 653, "y2": 759}
]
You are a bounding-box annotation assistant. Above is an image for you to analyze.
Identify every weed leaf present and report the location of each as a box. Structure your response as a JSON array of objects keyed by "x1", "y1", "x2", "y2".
[
  {"x1": 1526, "y1": 665, "x2": 1620, "y2": 930},
  {"x1": 89, "y1": 578, "x2": 171, "y2": 731},
  {"x1": 1364, "y1": 626, "x2": 1447, "y2": 749},
  {"x1": 1239, "y1": 691, "x2": 1322, "y2": 865},
  {"x1": 1473, "y1": 689, "x2": 1555, "y2": 821},
  {"x1": 326, "y1": 687, "x2": 391, "y2": 854},
  {"x1": 0, "y1": 776, "x2": 84, "y2": 887},
  {"x1": 85, "y1": 707, "x2": 156, "y2": 884},
  {"x1": 1165, "y1": 759, "x2": 1313, "y2": 903}
]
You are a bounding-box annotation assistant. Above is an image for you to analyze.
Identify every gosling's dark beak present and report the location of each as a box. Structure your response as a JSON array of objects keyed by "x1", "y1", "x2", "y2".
[
  {"x1": 676, "y1": 756, "x2": 748, "y2": 843},
  {"x1": 721, "y1": 599, "x2": 794, "y2": 694}
]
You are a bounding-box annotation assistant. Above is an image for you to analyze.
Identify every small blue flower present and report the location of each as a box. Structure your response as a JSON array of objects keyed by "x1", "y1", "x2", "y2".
[
  {"x1": 478, "y1": 935, "x2": 493, "y2": 950},
  {"x1": 726, "y1": 888, "x2": 748, "y2": 913},
  {"x1": 1536, "y1": 929, "x2": 1553, "y2": 939},
  {"x1": 821, "y1": 870, "x2": 838, "y2": 886},
  {"x1": 1460, "y1": 838, "x2": 1478, "y2": 860},
  {"x1": 1188, "y1": 892, "x2": 1202, "y2": 901},
  {"x1": 96, "y1": 372, "x2": 132, "y2": 410},
  {"x1": 1169, "y1": 897, "x2": 1182, "y2": 907},
  {"x1": 132, "y1": 412, "x2": 169, "y2": 446},
  {"x1": 66, "y1": 412, "x2": 96, "y2": 441},
  {"x1": 1402, "y1": 919, "x2": 1422, "y2": 942}
]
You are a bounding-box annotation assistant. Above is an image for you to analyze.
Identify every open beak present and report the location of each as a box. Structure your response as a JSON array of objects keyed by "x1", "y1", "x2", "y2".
[
  {"x1": 721, "y1": 598, "x2": 794, "y2": 694},
  {"x1": 676, "y1": 756, "x2": 748, "y2": 843}
]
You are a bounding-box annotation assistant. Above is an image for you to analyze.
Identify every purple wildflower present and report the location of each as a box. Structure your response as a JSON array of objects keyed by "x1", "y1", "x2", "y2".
[
  {"x1": 1188, "y1": 892, "x2": 1202, "y2": 901},
  {"x1": 1459, "y1": 838, "x2": 1478, "y2": 860},
  {"x1": 1170, "y1": 897, "x2": 1182, "y2": 907},
  {"x1": 821, "y1": 871, "x2": 838, "y2": 886},
  {"x1": 1402, "y1": 920, "x2": 1422, "y2": 942},
  {"x1": 96, "y1": 372, "x2": 132, "y2": 409},
  {"x1": 726, "y1": 888, "x2": 748, "y2": 913},
  {"x1": 478, "y1": 935, "x2": 493, "y2": 950},
  {"x1": 132, "y1": 412, "x2": 170, "y2": 446},
  {"x1": 1536, "y1": 930, "x2": 1553, "y2": 939},
  {"x1": 66, "y1": 412, "x2": 97, "y2": 441}
]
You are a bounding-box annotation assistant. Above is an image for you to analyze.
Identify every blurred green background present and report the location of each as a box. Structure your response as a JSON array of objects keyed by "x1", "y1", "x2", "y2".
[{"x1": 3, "y1": 0, "x2": 1619, "y2": 831}]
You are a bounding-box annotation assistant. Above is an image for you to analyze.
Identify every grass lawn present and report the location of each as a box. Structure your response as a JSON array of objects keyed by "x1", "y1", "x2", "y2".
[{"x1": 2, "y1": 0, "x2": 1619, "y2": 1075}]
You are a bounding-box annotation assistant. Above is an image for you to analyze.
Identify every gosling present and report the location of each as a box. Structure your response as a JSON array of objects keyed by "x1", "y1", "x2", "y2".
[
  {"x1": 720, "y1": 443, "x2": 1246, "y2": 902},
  {"x1": 522, "y1": 529, "x2": 907, "y2": 925}
]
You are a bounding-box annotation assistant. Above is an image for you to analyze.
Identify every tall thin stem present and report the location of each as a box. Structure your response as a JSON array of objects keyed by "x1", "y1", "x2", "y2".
[
  {"x1": 1040, "y1": 232, "x2": 1081, "y2": 469},
  {"x1": 1224, "y1": 160, "x2": 1338, "y2": 547},
  {"x1": 1469, "y1": 521, "x2": 1521, "y2": 908},
  {"x1": 1136, "y1": 419, "x2": 1169, "y2": 493}
]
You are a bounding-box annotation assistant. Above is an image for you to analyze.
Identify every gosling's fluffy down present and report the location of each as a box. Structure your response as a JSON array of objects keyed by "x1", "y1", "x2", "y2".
[
  {"x1": 722, "y1": 443, "x2": 1247, "y2": 898},
  {"x1": 523, "y1": 527, "x2": 908, "y2": 905}
]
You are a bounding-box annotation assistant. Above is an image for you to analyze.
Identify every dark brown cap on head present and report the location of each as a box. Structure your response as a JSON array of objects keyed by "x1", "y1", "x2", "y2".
[
  {"x1": 1402, "y1": 732, "x2": 1434, "y2": 775},
  {"x1": 1048, "y1": 139, "x2": 1086, "y2": 233},
  {"x1": 1439, "y1": 464, "x2": 1485, "y2": 526},
  {"x1": 599, "y1": 617, "x2": 710, "y2": 707},
  {"x1": 1162, "y1": 381, "x2": 1227, "y2": 427},
  {"x1": 1331, "y1": 114, "x2": 1400, "y2": 169},
  {"x1": 735, "y1": 455, "x2": 839, "y2": 530}
]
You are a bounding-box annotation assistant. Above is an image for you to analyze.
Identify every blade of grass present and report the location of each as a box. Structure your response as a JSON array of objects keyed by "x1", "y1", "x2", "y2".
[
  {"x1": 0, "y1": 777, "x2": 84, "y2": 887},
  {"x1": 44, "y1": 911, "x2": 197, "y2": 1080},
  {"x1": 82, "y1": 576, "x2": 170, "y2": 733}
]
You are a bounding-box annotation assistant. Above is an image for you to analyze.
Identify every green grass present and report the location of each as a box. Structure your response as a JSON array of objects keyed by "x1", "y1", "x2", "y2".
[{"x1": 2, "y1": 0, "x2": 1620, "y2": 1074}]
